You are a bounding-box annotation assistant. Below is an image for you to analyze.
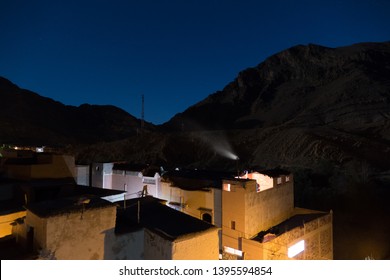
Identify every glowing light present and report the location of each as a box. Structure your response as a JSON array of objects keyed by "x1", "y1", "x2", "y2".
[
  {"x1": 224, "y1": 246, "x2": 243, "y2": 257},
  {"x1": 223, "y1": 183, "x2": 231, "y2": 192},
  {"x1": 196, "y1": 132, "x2": 239, "y2": 160},
  {"x1": 288, "y1": 240, "x2": 305, "y2": 258},
  {"x1": 214, "y1": 147, "x2": 239, "y2": 160}
]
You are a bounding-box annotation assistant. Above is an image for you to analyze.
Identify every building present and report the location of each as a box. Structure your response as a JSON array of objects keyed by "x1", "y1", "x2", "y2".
[
  {"x1": 22, "y1": 195, "x2": 117, "y2": 260},
  {"x1": 242, "y1": 208, "x2": 333, "y2": 260},
  {"x1": 2, "y1": 152, "x2": 76, "y2": 181},
  {"x1": 160, "y1": 168, "x2": 333, "y2": 260},
  {"x1": 8, "y1": 195, "x2": 219, "y2": 260},
  {"x1": 222, "y1": 170, "x2": 333, "y2": 260},
  {"x1": 111, "y1": 196, "x2": 220, "y2": 260},
  {"x1": 91, "y1": 162, "x2": 161, "y2": 200}
]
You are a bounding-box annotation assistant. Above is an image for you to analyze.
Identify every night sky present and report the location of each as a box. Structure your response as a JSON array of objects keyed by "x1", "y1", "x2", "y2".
[{"x1": 1, "y1": 0, "x2": 389, "y2": 124}]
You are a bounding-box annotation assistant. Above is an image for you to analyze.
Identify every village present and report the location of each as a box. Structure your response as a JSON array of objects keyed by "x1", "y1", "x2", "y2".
[{"x1": 0, "y1": 146, "x2": 333, "y2": 260}]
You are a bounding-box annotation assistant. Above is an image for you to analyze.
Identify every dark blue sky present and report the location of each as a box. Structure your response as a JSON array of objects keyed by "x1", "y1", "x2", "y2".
[{"x1": 1, "y1": 0, "x2": 389, "y2": 124}]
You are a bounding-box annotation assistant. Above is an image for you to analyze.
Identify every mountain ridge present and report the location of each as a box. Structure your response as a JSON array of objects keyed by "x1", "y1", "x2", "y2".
[
  {"x1": 162, "y1": 41, "x2": 390, "y2": 132},
  {"x1": 0, "y1": 76, "x2": 154, "y2": 145}
]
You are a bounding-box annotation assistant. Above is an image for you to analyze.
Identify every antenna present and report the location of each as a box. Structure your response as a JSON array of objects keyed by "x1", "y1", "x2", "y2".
[{"x1": 141, "y1": 94, "x2": 145, "y2": 131}]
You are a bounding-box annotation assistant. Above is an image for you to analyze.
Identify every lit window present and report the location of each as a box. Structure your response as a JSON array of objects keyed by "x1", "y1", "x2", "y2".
[
  {"x1": 224, "y1": 246, "x2": 243, "y2": 257},
  {"x1": 277, "y1": 177, "x2": 282, "y2": 185},
  {"x1": 286, "y1": 176, "x2": 290, "y2": 182},
  {"x1": 223, "y1": 183, "x2": 231, "y2": 192},
  {"x1": 288, "y1": 240, "x2": 305, "y2": 258}
]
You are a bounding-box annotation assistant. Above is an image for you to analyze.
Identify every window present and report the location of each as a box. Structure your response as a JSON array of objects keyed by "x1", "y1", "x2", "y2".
[
  {"x1": 224, "y1": 246, "x2": 243, "y2": 257},
  {"x1": 223, "y1": 183, "x2": 231, "y2": 192},
  {"x1": 277, "y1": 177, "x2": 282, "y2": 185},
  {"x1": 231, "y1": 221, "x2": 236, "y2": 230},
  {"x1": 202, "y1": 213, "x2": 212, "y2": 223},
  {"x1": 286, "y1": 175, "x2": 290, "y2": 182},
  {"x1": 288, "y1": 240, "x2": 305, "y2": 258}
]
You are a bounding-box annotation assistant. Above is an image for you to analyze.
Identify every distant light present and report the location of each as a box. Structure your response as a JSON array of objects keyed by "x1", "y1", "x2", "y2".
[
  {"x1": 36, "y1": 147, "x2": 44, "y2": 153},
  {"x1": 288, "y1": 240, "x2": 305, "y2": 258}
]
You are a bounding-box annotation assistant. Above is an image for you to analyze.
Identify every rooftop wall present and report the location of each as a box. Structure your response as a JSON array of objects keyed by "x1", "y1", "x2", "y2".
[
  {"x1": 26, "y1": 204, "x2": 117, "y2": 260},
  {"x1": 241, "y1": 211, "x2": 333, "y2": 260}
]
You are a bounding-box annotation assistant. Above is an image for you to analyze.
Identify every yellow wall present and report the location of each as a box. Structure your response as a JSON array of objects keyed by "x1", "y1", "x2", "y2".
[
  {"x1": 245, "y1": 180, "x2": 294, "y2": 237},
  {"x1": 159, "y1": 182, "x2": 216, "y2": 222},
  {"x1": 222, "y1": 181, "x2": 246, "y2": 249},
  {"x1": 0, "y1": 210, "x2": 26, "y2": 238},
  {"x1": 26, "y1": 205, "x2": 117, "y2": 260},
  {"x1": 4, "y1": 154, "x2": 76, "y2": 180},
  {"x1": 241, "y1": 211, "x2": 333, "y2": 260},
  {"x1": 222, "y1": 178, "x2": 294, "y2": 253},
  {"x1": 173, "y1": 228, "x2": 220, "y2": 260}
]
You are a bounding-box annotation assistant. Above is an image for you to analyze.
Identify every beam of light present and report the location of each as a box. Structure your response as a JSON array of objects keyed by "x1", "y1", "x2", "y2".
[
  {"x1": 214, "y1": 146, "x2": 239, "y2": 160},
  {"x1": 195, "y1": 131, "x2": 239, "y2": 161}
]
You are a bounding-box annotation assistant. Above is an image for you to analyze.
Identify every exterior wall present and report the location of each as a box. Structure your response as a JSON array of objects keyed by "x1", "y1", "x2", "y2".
[
  {"x1": 222, "y1": 181, "x2": 246, "y2": 250},
  {"x1": 75, "y1": 165, "x2": 90, "y2": 186},
  {"x1": 143, "y1": 228, "x2": 173, "y2": 260},
  {"x1": 172, "y1": 228, "x2": 220, "y2": 260},
  {"x1": 104, "y1": 229, "x2": 145, "y2": 260},
  {"x1": 243, "y1": 172, "x2": 274, "y2": 192},
  {"x1": 0, "y1": 182, "x2": 15, "y2": 201},
  {"x1": 245, "y1": 180, "x2": 294, "y2": 237},
  {"x1": 142, "y1": 174, "x2": 160, "y2": 198},
  {"x1": 25, "y1": 211, "x2": 47, "y2": 252},
  {"x1": 158, "y1": 182, "x2": 217, "y2": 224},
  {"x1": 111, "y1": 172, "x2": 142, "y2": 198},
  {"x1": 93, "y1": 166, "x2": 160, "y2": 199},
  {"x1": 213, "y1": 189, "x2": 222, "y2": 227},
  {"x1": 91, "y1": 163, "x2": 113, "y2": 188},
  {"x1": 222, "y1": 178, "x2": 294, "y2": 253},
  {"x1": 0, "y1": 210, "x2": 26, "y2": 238},
  {"x1": 241, "y1": 211, "x2": 333, "y2": 260},
  {"x1": 3, "y1": 165, "x2": 31, "y2": 179},
  {"x1": 26, "y1": 205, "x2": 117, "y2": 260},
  {"x1": 4, "y1": 154, "x2": 76, "y2": 180}
]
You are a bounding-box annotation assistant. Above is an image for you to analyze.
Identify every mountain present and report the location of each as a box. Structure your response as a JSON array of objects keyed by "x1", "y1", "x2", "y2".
[
  {"x1": 163, "y1": 42, "x2": 390, "y2": 132},
  {"x1": 157, "y1": 42, "x2": 390, "y2": 170},
  {"x1": 0, "y1": 77, "x2": 154, "y2": 145}
]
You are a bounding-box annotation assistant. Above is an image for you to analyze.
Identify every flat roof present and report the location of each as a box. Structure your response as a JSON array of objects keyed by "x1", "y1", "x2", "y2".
[
  {"x1": 0, "y1": 179, "x2": 124, "y2": 214},
  {"x1": 252, "y1": 213, "x2": 328, "y2": 243},
  {"x1": 241, "y1": 168, "x2": 292, "y2": 178},
  {"x1": 113, "y1": 163, "x2": 160, "y2": 177},
  {"x1": 162, "y1": 169, "x2": 236, "y2": 191},
  {"x1": 116, "y1": 196, "x2": 216, "y2": 241},
  {"x1": 26, "y1": 195, "x2": 115, "y2": 218}
]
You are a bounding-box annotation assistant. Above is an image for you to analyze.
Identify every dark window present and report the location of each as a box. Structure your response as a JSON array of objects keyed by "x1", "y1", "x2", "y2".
[{"x1": 202, "y1": 213, "x2": 212, "y2": 223}]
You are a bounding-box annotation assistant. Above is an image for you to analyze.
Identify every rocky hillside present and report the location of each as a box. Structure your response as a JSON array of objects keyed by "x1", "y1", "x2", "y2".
[
  {"x1": 0, "y1": 77, "x2": 154, "y2": 145},
  {"x1": 163, "y1": 42, "x2": 390, "y2": 132}
]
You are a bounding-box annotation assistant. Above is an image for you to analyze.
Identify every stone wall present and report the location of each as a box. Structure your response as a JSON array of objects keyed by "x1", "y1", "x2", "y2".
[
  {"x1": 245, "y1": 180, "x2": 294, "y2": 237},
  {"x1": 173, "y1": 228, "x2": 219, "y2": 260},
  {"x1": 242, "y1": 211, "x2": 333, "y2": 260},
  {"x1": 26, "y1": 205, "x2": 117, "y2": 260}
]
